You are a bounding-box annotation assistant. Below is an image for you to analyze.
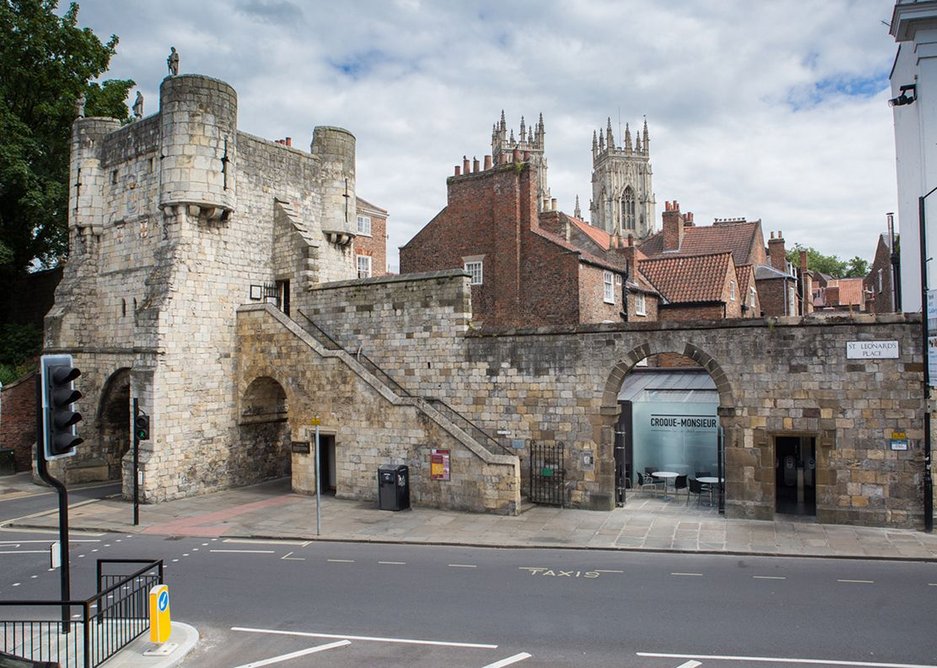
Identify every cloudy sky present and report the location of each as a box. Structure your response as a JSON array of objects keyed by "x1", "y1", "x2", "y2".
[{"x1": 71, "y1": 0, "x2": 899, "y2": 272}]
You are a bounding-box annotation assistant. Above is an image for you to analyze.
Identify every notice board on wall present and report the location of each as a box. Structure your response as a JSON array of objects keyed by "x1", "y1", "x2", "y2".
[{"x1": 431, "y1": 449, "x2": 450, "y2": 481}]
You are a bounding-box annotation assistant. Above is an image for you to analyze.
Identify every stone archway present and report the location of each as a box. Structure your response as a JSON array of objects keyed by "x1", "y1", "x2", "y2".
[
  {"x1": 599, "y1": 342, "x2": 737, "y2": 507},
  {"x1": 236, "y1": 376, "x2": 291, "y2": 485},
  {"x1": 97, "y1": 368, "x2": 131, "y2": 480}
]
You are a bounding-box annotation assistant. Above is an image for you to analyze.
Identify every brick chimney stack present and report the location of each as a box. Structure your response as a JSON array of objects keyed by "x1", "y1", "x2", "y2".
[
  {"x1": 768, "y1": 230, "x2": 787, "y2": 271},
  {"x1": 662, "y1": 200, "x2": 685, "y2": 251}
]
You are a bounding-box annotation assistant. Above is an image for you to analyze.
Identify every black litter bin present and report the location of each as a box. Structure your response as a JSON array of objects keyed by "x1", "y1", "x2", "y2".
[{"x1": 377, "y1": 464, "x2": 410, "y2": 511}]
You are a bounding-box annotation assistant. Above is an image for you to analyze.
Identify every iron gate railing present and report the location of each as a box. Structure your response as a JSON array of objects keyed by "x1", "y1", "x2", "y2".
[
  {"x1": 529, "y1": 442, "x2": 565, "y2": 506},
  {"x1": 0, "y1": 559, "x2": 163, "y2": 668}
]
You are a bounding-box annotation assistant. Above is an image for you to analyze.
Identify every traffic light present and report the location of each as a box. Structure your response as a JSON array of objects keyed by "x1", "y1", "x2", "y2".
[
  {"x1": 40, "y1": 354, "x2": 83, "y2": 460},
  {"x1": 135, "y1": 414, "x2": 150, "y2": 441}
]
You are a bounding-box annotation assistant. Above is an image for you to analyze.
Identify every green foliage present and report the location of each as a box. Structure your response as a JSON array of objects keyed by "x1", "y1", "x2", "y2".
[
  {"x1": 0, "y1": 322, "x2": 41, "y2": 384},
  {"x1": 787, "y1": 244, "x2": 869, "y2": 279},
  {"x1": 0, "y1": 0, "x2": 133, "y2": 274}
]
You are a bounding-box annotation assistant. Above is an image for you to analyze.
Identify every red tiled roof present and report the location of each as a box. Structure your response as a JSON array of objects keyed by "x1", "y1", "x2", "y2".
[
  {"x1": 736, "y1": 264, "x2": 753, "y2": 298},
  {"x1": 639, "y1": 220, "x2": 764, "y2": 267},
  {"x1": 638, "y1": 252, "x2": 734, "y2": 303}
]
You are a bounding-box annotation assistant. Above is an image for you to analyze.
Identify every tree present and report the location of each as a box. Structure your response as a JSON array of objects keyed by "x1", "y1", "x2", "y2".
[
  {"x1": 787, "y1": 244, "x2": 869, "y2": 279},
  {"x1": 0, "y1": 0, "x2": 133, "y2": 275}
]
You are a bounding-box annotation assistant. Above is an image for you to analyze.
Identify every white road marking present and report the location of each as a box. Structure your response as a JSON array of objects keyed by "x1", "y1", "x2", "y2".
[
  {"x1": 670, "y1": 572, "x2": 703, "y2": 577},
  {"x1": 753, "y1": 575, "x2": 786, "y2": 580},
  {"x1": 378, "y1": 561, "x2": 406, "y2": 565},
  {"x1": 482, "y1": 652, "x2": 532, "y2": 667},
  {"x1": 0, "y1": 550, "x2": 47, "y2": 555},
  {"x1": 594, "y1": 569, "x2": 624, "y2": 574},
  {"x1": 327, "y1": 559, "x2": 354, "y2": 563},
  {"x1": 209, "y1": 549, "x2": 276, "y2": 554},
  {"x1": 837, "y1": 579, "x2": 874, "y2": 584},
  {"x1": 676, "y1": 661, "x2": 702, "y2": 668},
  {"x1": 448, "y1": 563, "x2": 477, "y2": 568},
  {"x1": 232, "y1": 640, "x2": 350, "y2": 667},
  {"x1": 637, "y1": 651, "x2": 937, "y2": 667},
  {"x1": 281, "y1": 551, "x2": 305, "y2": 561},
  {"x1": 232, "y1": 626, "x2": 499, "y2": 649},
  {"x1": 0, "y1": 539, "x2": 99, "y2": 543},
  {"x1": 223, "y1": 538, "x2": 309, "y2": 546}
]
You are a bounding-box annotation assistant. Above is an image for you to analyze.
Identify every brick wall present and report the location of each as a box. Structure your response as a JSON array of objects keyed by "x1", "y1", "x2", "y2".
[
  {"x1": 354, "y1": 199, "x2": 388, "y2": 277},
  {"x1": 1, "y1": 371, "x2": 37, "y2": 471}
]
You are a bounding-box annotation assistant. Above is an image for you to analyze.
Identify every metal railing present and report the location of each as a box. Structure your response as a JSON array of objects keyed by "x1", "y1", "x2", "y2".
[
  {"x1": 424, "y1": 398, "x2": 513, "y2": 456},
  {"x1": 297, "y1": 309, "x2": 412, "y2": 397},
  {"x1": 296, "y1": 311, "x2": 511, "y2": 454},
  {"x1": 0, "y1": 559, "x2": 163, "y2": 668}
]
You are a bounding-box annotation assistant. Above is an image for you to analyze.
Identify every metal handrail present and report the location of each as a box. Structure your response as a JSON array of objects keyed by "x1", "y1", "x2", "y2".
[
  {"x1": 295, "y1": 310, "x2": 512, "y2": 455},
  {"x1": 0, "y1": 559, "x2": 162, "y2": 668},
  {"x1": 297, "y1": 310, "x2": 411, "y2": 397},
  {"x1": 424, "y1": 397, "x2": 512, "y2": 456}
]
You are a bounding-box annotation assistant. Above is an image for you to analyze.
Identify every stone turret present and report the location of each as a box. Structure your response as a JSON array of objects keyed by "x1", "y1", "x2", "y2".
[
  {"x1": 312, "y1": 126, "x2": 356, "y2": 245},
  {"x1": 69, "y1": 116, "x2": 121, "y2": 244},
  {"x1": 158, "y1": 75, "x2": 237, "y2": 219}
]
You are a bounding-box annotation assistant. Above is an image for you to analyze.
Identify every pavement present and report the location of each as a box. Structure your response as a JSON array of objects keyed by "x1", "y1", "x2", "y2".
[{"x1": 3, "y1": 471, "x2": 937, "y2": 666}]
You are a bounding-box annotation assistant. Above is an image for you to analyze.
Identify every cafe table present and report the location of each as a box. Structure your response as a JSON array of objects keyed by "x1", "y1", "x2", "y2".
[
  {"x1": 651, "y1": 471, "x2": 679, "y2": 500},
  {"x1": 696, "y1": 476, "x2": 723, "y2": 504}
]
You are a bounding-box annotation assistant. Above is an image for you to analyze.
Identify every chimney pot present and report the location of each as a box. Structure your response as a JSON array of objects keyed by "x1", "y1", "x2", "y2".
[
  {"x1": 454, "y1": 165, "x2": 461, "y2": 176},
  {"x1": 484, "y1": 154, "x2": 492, "y2": 170},
  {"x1": 285, "y1": 137, "x2": 292, "y2": 147},
  {"x1": 463, "y1": 156, "x2": 470, "y2": 174}
]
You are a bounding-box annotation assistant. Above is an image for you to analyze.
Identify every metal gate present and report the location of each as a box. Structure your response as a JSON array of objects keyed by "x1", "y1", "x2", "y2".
[{"x1": 529, "y1": 442, "x2": 565, "y2": 506}]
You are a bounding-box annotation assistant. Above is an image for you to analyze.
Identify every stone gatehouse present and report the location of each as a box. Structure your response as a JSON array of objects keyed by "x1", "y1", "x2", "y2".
[{"x1": 44, "y1": 72, "x2": 930, "y2": 529}]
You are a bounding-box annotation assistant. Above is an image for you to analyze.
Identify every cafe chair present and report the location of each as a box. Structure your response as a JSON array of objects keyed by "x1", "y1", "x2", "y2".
[
  {"x1": 687, "y1": 477, "x2": 704, "y2": 505},
  {"x1": 637, "y1": 472, "x2": 663, "y2": 496},
  {"x1": 673, "y1": 474, "x2": 688, "y2": 500}
]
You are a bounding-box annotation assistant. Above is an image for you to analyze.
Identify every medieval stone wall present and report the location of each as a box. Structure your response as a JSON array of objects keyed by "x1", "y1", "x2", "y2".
[
  {"x1": 237, "y1": 304, "x2": 520, "y2": 514},
  {"x1": 302, "y1": 273, "x2": 925, "y2": 527}
]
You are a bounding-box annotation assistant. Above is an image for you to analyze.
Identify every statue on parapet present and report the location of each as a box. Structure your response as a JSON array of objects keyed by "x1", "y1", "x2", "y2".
[
  {"x1": 74, "y1": 91, "x2": 85, "y2": 118},
  {"x1": 167, "y1": 47, "x2": 179, "y2": 76},
  {"x1": 132, "y1": 91, "x2": 144, "y2": 120}
]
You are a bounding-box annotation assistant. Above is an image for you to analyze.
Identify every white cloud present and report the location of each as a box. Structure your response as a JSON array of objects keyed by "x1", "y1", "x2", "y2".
[{"x1": 72, "y1": 0, "x2": 899, "y2": 271}]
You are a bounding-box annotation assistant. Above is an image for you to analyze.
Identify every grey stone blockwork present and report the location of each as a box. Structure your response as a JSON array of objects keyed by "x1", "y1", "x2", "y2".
[
  {"x1": 46, "y1": 74, "x2": 362, "y2": 502},
  {"x1": 304, "y1": 272, "x2": 928, "y2": 529}
]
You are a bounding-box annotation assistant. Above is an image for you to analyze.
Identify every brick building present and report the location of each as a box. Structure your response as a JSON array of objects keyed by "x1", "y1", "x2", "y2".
[
  {"x1": 637, "y1": 202, "x2": 804, "y2": 318},
  {"x1": 864, "y1": 230, "x2": 899, "y2": 314},
  {"x1": 399, "y1": 152, "x2": 633, "y2": 328},
  {"x1": 353, "y1": 197, "x2": 389, "y2": 278}
]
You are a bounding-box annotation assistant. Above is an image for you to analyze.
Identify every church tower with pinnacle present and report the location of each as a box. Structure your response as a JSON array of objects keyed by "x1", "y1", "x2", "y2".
[
  {"x1": 589, "y1": 117, "x2": 656, "y2": 239},
  {"x1": 491, "y1": 111, "x2": 551, "y2": 210}
]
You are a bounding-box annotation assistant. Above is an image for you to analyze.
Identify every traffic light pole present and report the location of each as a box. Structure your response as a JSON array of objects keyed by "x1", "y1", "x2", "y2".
[
  {"x1": 133, "y1": 398, "x2": 140, "y2": 526},
  {"x1": 35, "y1": 375, "x2": 71, "y2": 629}
]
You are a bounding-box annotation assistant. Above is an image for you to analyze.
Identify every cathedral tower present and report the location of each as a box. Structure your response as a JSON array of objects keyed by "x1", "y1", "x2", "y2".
[
  {"x1": 590, "y1": 117, "x2": 655, "y2": 239},
  {"x1": 491, "y1": 111, "x2": 551, "y2": 211}
]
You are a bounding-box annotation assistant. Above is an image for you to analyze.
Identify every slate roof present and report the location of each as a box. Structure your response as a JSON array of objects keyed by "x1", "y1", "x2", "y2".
[
  {"x1": 638, "y1": 251, "x2": 733, "y2": 303},
  {"x1": 639, "y1": 219, "x2": 763, "y2": 267}
]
